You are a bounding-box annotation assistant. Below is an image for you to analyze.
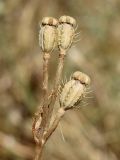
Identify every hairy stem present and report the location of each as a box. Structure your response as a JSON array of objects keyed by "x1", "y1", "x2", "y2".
[
  {"x1": 34, "y1": 143, "x2": 44, "y2": 160},
  {"x1": 54, "y1": 50, "x2": 66, "y2": 90},
  {"x1": 46, "y1": 50, "x2": 66, "y2": 128},
  {"x1": 44, "y1": 107, "x2": 65, "y2": 142},
  {"x1": 42, "y1": 52, "x2": 50, "y2": 102},
  {"x1": 33, "y1": 52, "x2": 50, "y2": 160},
  {"x1": 40, "y1": 52, "x2": 50, "y2": 136},
  {"x1": 33, "y1": 50, "x2": 66, "y2": 160}
]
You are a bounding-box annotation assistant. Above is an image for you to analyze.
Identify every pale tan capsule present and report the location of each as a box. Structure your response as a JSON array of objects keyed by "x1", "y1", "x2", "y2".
[
  {"x1": 58, "y1": 16, "x2": 76, "y2": 51},
  {"x1": 72, "y1": 71, "x2": 91, "y2": 85},
  {"x1": 60, "y1": 79, "x2": 86, "y2": 109},
  {"x1": 39, "y1": 17, "x2": 58, "y2": 53}
]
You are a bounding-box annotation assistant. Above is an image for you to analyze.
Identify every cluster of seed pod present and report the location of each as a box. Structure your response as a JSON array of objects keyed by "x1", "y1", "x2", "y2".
[
  {"x1": 39, "y1": 15, "x2": 77, "y2": 54},
  {"x1": 60, "y1": 71, "x2": 91, "y2": 110},
  {"x1": 33, "y1": 16, "x2": 91, "y2": 160},
  {"x1": 38, "y1": 15, "x2": 91, "y2": 110}
]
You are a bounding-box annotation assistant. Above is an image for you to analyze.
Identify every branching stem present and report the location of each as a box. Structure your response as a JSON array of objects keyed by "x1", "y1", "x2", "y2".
[
  {"x1": 34, "y1": 107, "x2": 65, "y2": 160},
  {"x1": 46, "y1": 49, "x2": 66, "y2": 128},
  {"x1": 34, "y1": 143, "x2": 44, "y2": 160},
  {"x1": 33, "y1": 52, "x2": 50, "y2": 160},
  {"x1": 37, "y1": 52, "x2": 50, "y2": 138},
  {"x1": 44, "y1": 107, "x2": 65, "y2": 142}
]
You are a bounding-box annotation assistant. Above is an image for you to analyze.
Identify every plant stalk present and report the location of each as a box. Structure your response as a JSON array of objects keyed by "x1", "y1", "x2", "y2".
[
  {"x1": 34, "y1": 143, "x2": 44, "y2": 160},
  {"x1": 46, "y1": 49, "x2": 66, "y2": 128}
]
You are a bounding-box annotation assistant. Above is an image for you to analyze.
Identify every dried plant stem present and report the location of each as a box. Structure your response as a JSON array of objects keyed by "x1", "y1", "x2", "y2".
[
  {"x1": 34, "y1": 108, "x2": 65, "y2": 160},
  {"x1": 47, "y1": 50, "x2": 66, "y2": 127},
  {"x1": 39, "y1": 52, "x2": 50, "y2": 135},
  {"x1": 33, "y1": 51, "x2": 66, "y2": 160},
  {"x1": 42, "y1": 52, "x2": 50, "y2": 102},
  {"x1": 38, "y1": 53, "x2": 50, "y2": 140},
  {"x1": 54, "y1": 50, "x2": 66, "y2": 90},
  {"x1": 44, "y1": 107, "x2": 65, "y2": 142},
  {"x1": 34, "y1": 144, "x2": 44, "y2": 160},
  {"x1": 33, "y1": 52, "x2": 50, "y2": 160}
]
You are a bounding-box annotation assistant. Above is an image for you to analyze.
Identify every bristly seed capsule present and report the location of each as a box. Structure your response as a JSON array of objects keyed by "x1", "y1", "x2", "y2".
[
  {"x1": 58, "y1": 16, "x2": 76, "y2": 52},
  {"x1": 60, "y1": 71, "x2": 90, "y2": 110},
  {"x1": 39, "y1": 17, "x2": 58, "y2": 53}
]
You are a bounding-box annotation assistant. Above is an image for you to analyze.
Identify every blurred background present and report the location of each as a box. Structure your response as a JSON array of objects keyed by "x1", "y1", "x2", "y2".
[{"x1": 0, "y1": 0, "x2": 120, "y2": 160}]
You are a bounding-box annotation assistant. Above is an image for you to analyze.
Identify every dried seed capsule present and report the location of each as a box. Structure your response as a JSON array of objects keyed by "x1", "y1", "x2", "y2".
[
  {"x1": 39, "y1": 17, "x2": 58, "y2": 53},
  {"x1": 58, "y1": 16, "x2": 76, "y2": 51},
  {"x1": 60, "y1": 72, "x2": 91, "y2": 109},
  {"x1": 72, "y1": 71, "x2": 91, "y2": 85},
  {"x1": 60, "y1": 79, "x2": 85, "y2": 109}
]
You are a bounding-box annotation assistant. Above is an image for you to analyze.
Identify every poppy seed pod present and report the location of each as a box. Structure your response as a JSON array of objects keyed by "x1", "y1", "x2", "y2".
[
  {"x1": 60, "y1": 71, "x2": 91, "y2": 109},
  {"x1": 60, "y1": 79, "x2": 85, "y2": 109},
  {"x1": 58, "y1": 16, "x2": 76, "y2": 51},
  {"x1": 39, "y1": 17, "x2": 58, "y2": 53}
]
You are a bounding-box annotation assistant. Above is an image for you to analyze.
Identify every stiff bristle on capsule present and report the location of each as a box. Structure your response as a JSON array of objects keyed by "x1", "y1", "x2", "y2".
[
  {"x1": 59, "y1": 15, "x2": 76, "y2": 28},
  {"x1": 72, "y1": 71, "x2": 91, "y2": 86},
  {"x1": 42, "y1": 17, "x2": 58, "y2": 26}
]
